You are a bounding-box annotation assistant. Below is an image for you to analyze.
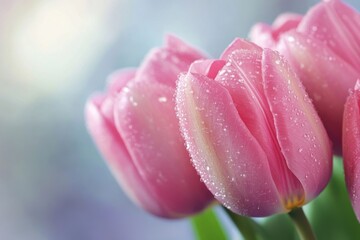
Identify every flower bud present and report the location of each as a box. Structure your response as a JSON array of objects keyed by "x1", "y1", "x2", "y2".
[
  {"x1": 176, "y1": 38, "x2": 332, "y2": 217},
  {"x1": 85, "y1": 35, "x2": 213, "y2": 218}
]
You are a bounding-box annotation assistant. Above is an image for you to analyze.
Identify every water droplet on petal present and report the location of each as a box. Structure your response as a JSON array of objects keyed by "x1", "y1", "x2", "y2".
[{"x1": 158, "y1": 96, "x2": 167, "y2": 102}]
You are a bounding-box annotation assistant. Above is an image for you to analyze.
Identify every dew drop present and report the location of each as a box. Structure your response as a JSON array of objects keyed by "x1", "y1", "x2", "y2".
[
  {"x1": 129, "y1": 96, "x2": 138, "y2": 106},
  {"x1": 158, "y1": 96, "x2": 167, "y2": 102},
  {"x1": 287, "y1": 36, "x2": 295, "y2": 42}
]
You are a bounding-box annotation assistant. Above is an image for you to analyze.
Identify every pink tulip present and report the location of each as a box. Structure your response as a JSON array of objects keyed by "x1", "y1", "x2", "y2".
[
  {"x1": 249, "y1": 13, "x2": 302, "y2": 49},
  {"x1": 249, "y1": 0, "x2": 360, "y2": 153},
  {"x1": 176, "y1": 38, "x2": 332, "y2": 217},
  {"x1": 342, "y1": 81, "x2": 360, "y2": 222},
  {"x1": 85, "y1": 35, "x2": 213, "y2": 218}
]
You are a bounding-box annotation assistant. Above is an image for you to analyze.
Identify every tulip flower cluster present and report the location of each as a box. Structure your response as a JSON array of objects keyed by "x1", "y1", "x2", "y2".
[
  {"x1": 85, "y1": 0, "x2": 360, "y2": 237},
  {"x1": 250, "y1": 0, "x2": 360, "y2": 222},
  {"x1": 250, "y1": 0, "x2": 360, "y2": 154}
]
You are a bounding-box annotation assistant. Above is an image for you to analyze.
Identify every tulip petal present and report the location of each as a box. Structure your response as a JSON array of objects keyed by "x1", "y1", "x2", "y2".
[
  {"x1": 115, "y1": 81, "x2": 213, "y2": 217},
  {"x1": 262, "y1": 49, "x2": 332, "y2": 202},
  {"x1": 249, "y1": 13, "x2": 302, "y2": 48},
  {"x1": 343, "y1": 88, "x2": 360, "y2": 222},
  {"x1": 330, "y1": 0, "x2": 360, "y2": 43},
  {"x1": 176, "y1": 72, "x2": 282, "y2": 217},
  {"x1": 136, "y1": 36, "x2": 205, "y2": 88},
  {"x1": 298, "y1": 0, "x2": 360, "y2": 70},
  {"x1": 99, "y1": 70, "x2": 136, "y2": 123},
  {"x1": 216, "y1": 47, "x2": 266, "y2": 143},
  {"x1": 106, "y1": 69, "x2": 136, "y2": 96},
  {"x1": 216, "y1": 44, "x2": 305, "y2": 210},
  {"x1": 278, "y1": 31, "x2": 360, "y2": 153},
  {"x1": 189, "y1": 59, "x2": 226, "y2": 79},
  {"x1": 271, "y1": 13, "x2": 302, "y2": 35},
  {"x1": 249, "y1": 23, "x2": 276, "y2": 48},
  {"x1": 165, "y1": 34, "x2": 205, "y2": 60},
  {"x1": 85, "y1": 97, "x2": 165, "y2": 216},
  {"x1": 220, "y1": 38, "x2": 261, "y2": 60}
]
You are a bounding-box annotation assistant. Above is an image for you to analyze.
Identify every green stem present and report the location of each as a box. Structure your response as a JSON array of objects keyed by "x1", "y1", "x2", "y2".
[
  {"x1": 223, "y1": 207, "x2": 261, "y2": 240},
  {"x1": 191, "y1": 208, "x2": 227, "y2": 240},
  {"x1": 288, "y1": 207, "x2": 316, "y2": 240}
]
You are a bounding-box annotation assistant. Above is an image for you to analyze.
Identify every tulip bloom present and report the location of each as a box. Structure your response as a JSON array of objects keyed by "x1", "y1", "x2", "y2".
[
  {"x1": 176, "y1": 38, "x2": 332, "y2": 217},
  {"x1": 342, "y1": 81, "x2": 360, "y2": 222},
  {"x1": 249, "y1": 0, "x2": 360, "y2": 153},
  {"x1": 85, "y1": 35, "x2": 213, "y2": 218}
]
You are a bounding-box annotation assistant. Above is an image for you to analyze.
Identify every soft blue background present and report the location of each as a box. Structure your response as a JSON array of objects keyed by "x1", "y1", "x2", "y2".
[{"x1": 1, "y1": 0, "x2": 359, "y2": 239}]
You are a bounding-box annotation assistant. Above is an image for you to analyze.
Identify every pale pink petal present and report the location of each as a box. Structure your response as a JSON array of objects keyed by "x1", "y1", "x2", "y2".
[
  {"x1": 249, "y1": 23, "x2": 276, "y2": 49},
  {"x1": 298, "y1": 0, "x2": 360, "y2": 70},
  {"x1": 220, "y1": 38, "x2": 261, "y2": 60},
  {"x1": 272, "y1": 13, "x2": 302, "y2": 33},
  {"x1": 85, "y1": 97, "x2": 165, "y2": 216},
  {"x1": 115, "y1": 81, "x2": 213, "y2": 217},
  {"x1": 216, "y1": 47, "x2": 276, "y2": 168},
  {"x1": 216, "y1": 44, "x2": 303, "y2": 209},
  {"x1": 215, "y1": 47, "x2": 266, "y2": 143},
  {"x1": 165, "y1": 34, "x2": 206, "y2": 60},
  {"x1": 330, "y1": 0, "x2": 360, "y2": 43},
  {"x1": 98, "y1": 70, "x2": 136, "y2": 123},
  {"x1": 189, "y1": 59, "x2": 226, "y2": 79},
  {"x1": 176, "y1": 72, "x2": 283, "y2": 217},
  {"x1": 278, "y1": 31, "x2": 360, "y2": 153},
  {"x1": 249, "y1": 13, "x2": 302, "y2": 48},
  {"x1": 106, "y1": 69, "x2": 136, "y2": 96},
  {"x1": 136, "y1": 36, "x2": 205, "y2": 88},
  {"x1": 343, "y1": 87, "x2": 360, "y2": 222},
  {"x1": 262, "y1": 49, "x2": 332, "y2": 202}
]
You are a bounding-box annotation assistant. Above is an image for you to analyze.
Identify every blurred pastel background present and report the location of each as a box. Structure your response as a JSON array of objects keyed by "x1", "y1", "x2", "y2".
[{"x1": 1, "y1": 0, "x2": 359, "y2": 239}]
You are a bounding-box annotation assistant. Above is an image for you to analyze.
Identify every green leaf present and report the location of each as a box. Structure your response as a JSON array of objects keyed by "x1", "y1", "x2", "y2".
[
  {"x1": 307, "y1": 157, "x2": 360, "y2": 239},
  {"x1": 262, "y1": 213, "x2": 297, "y2": 240},
  {"x1": 224, "y1": 206, "x2": 266, "y2": 240},
  {"x1": 191, "y1": 207, "x2": 228, "y2": 240}
]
